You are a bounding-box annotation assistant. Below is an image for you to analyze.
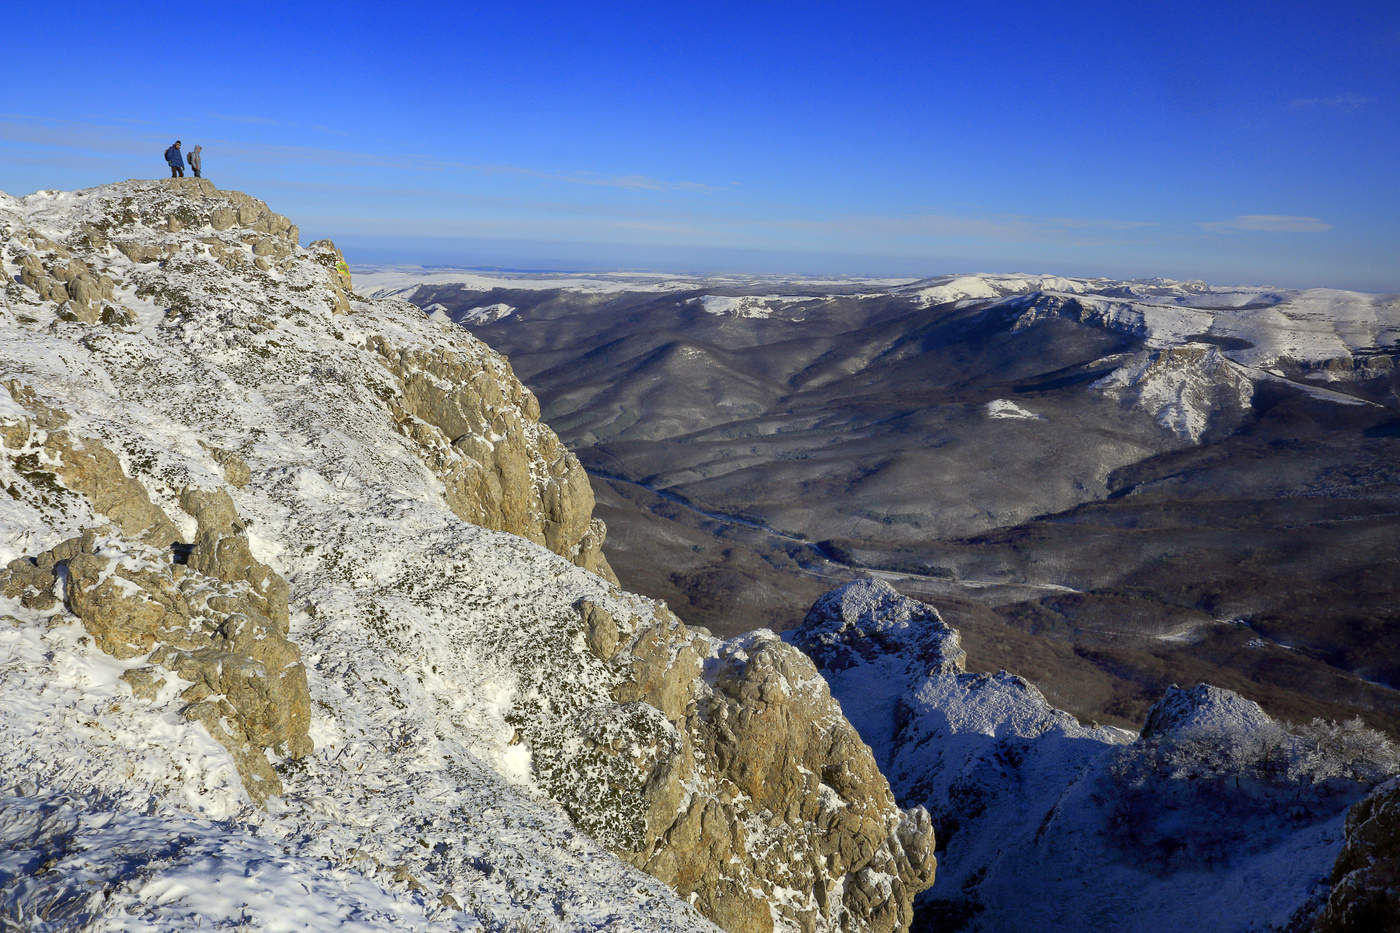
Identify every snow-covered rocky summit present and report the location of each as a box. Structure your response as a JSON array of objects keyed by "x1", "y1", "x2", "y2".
[
  {"x1": 0, "y1": 180, "x2": 935, "y2": 932},
  {"x1": 901, "y1": 273, "x2": 1397, "y2": 442},
  {"x1": 789, "y1": 579, "x2": 1400, "y2": 932}
]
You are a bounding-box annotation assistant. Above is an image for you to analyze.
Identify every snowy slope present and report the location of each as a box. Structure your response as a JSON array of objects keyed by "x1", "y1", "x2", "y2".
[
  {"x1": 0, "y1": 182, "x2": 727, "y2": 932},
  {"x1": 1, "y1": 181, "x2": 941, "y2": 933},
  {"x1": 790, "y1": 580, "x2": 1397, "y2": 933}
]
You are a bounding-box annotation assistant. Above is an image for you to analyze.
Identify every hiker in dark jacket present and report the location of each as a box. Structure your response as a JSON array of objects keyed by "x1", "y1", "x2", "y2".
[
  {"x1": 165, "y1": 141, "x2": 184, "y2": 178},
  {"x1": 187, "y1": 145, "x2": 203, "y2": 178}
]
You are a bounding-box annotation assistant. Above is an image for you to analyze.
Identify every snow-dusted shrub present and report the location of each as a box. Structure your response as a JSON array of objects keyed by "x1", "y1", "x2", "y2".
[
  {"x1": 1290, "y1": 717, "x2": 1400, "y2": 785},
  {"x1": 1103, "y1": 714, "x2": 1397, "y2": 871}
]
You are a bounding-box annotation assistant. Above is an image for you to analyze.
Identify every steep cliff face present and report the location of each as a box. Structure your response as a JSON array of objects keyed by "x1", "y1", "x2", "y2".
[
  {"x1": 0, "y1": 181, "x2": 929, "y2": 932},
  {"x1": 529, "y1": 601, "x2": 936, "y2": 933},
  {"x1": 1315, "y1": 778, "x2": 1400, "y2": 931}
]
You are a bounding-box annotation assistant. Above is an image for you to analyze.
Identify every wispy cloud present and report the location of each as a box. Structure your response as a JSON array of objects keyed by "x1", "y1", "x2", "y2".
[
  {"x1": 466, "y1": 163, "x2": 723, "y2": 192},
  {"x1": 1200, "y1": 214, "x2": 1332, "y2": 233},
  {"x1": 1289, "y1": 93, "x2": 1372, "y2": 112},
  {"x1": 773, "y1": 212, "x2": 1158, "y2": 243},
  {"x1": 0, "y1": 113, "x2": 717, "y2": 194},
  {"x1": 208, "y1": 112, "x2": 349, "y2": 137},
  {"x1": 209, "y1": 112, "x2": 281, "y2": 126}
]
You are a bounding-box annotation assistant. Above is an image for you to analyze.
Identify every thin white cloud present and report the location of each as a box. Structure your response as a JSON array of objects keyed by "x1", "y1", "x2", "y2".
[
  {"x1": 0, "y1": 113, "x2": 714, "y2": 194},
  {"x1": 208, "y1": 112, "x2": 350, "y2": 137},
  {"x1": 774, "y1": 212, "x2": 1158, "y2": 243},
  {"x1": 209, "y1": 112, "x2": 281, "y2": 126},
  {"x1": 467, "y1": 163, "x2": 721, "y2": 192},
  {"x1": 1200, "y1": 214, "x2": 1332, "y2": 233},
  {"x1": 1289, "y1": 93, "x2": 1372, "y2": 111}
]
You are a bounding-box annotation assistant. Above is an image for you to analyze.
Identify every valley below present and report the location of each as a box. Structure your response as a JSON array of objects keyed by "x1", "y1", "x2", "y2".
[{"x1": 366, "y1": 268, "x2": 1400, "y2": 735}]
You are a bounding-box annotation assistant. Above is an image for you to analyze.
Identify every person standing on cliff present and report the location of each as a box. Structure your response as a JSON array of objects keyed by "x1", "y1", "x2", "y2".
[
  {"x1": 164, "y1": 141, "x2": 185, "y2": 178},
  {"x1": 188, "y1": 145, "x2": 203, "y2": 178}
]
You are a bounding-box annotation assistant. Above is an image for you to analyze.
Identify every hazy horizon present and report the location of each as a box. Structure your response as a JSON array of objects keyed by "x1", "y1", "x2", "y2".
[
  {"x1": 330, "y1": 231, "x2": 1399, "y2": 293},
  {"x1": 5, "y1": 1, "x2": 1397, "y2": 293}
]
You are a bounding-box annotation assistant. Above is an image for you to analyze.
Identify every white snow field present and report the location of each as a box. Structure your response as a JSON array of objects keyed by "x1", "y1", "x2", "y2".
[{"x1": 0, "y1": 182, "x2": 721, "y2": 932}]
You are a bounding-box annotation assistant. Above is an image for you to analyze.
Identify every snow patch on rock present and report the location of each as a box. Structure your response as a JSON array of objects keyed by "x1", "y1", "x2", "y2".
[
  {"x1": 1092, "y1": 345, "x2": 1255, "y2": 442},
  {"x1": 459, "y1": 302, "x2": 517, "y2": 324}
]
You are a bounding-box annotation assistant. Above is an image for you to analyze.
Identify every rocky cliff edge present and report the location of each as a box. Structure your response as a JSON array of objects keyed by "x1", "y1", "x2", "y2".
[{"x1": 0, "y1": 180, "x2": 932, "y2": 933}]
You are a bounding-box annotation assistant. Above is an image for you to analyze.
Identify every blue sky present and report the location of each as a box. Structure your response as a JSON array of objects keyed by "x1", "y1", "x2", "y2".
[{"x1": 4, "y1": 0, "x2": 1397, "y2": 289}]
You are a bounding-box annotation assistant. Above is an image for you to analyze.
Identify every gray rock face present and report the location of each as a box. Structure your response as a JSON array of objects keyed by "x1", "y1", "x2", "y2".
[
  {"x1": 527, "y1": 600, "x2": 937, "y2": 933},
  {"x1": 1317, "y1": 777, "x2": 1400, "y2": 932}
]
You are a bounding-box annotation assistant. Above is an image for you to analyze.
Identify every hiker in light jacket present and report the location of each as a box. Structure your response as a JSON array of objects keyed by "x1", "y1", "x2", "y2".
[
  {"x1": 165, "y1": 141, "x2": 184, "y2": 178},
  {"x1": 188, "y1": 145, "x2": 203, "y2": 178}
]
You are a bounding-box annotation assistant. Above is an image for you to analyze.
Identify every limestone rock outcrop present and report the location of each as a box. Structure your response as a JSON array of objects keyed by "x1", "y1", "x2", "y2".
[
  {"x1": 2, "y1": 524, "x2": 310, "y2": 802},
  {"x1": 1, "y1": 380, "x2": 182, "y2": 547},
  {"x1": 1316, "y1": 777, "x2": 1400, "y2": 932},
  {"x1": 1, "y1": 179, "x2": 614, "y2": 582},
  {"x1": 524, "y1": 599, "x2": 937, "y2": 933},
  {"x1": 1, "y1": 383, "x2": 309, "y2": 803},
  {"x1": 366, "y1": 336, "x2": 617, "y2": 583},
  {"x1": 0, "y1": 497, "x2": 311, "y2": 803},
  {"x1": 307, "y1": 238, "x2": 354, "y2": 314}
]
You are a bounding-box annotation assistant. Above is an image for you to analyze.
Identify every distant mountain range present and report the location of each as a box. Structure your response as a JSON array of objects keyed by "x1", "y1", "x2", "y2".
[{"x1": 364, "y1": 268, "x2": 1400, "y2": 735}]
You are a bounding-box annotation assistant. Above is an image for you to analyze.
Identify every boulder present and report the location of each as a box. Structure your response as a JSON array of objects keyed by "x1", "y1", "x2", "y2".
[{"x1": 1316, "y1": 778, "x2": 1400, "y2": 932}]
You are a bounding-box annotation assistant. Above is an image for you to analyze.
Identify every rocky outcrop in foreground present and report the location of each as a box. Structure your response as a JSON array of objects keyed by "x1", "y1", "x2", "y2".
[
  {"x1": 528, "y1": 600, "x2": 935, "y2": 933},
  {"x1": 0, "y1": 386, "x2": 309, "y2": 801},
  {"x1": 0, "y1": 180, "x2": 929, "y2": 932}
]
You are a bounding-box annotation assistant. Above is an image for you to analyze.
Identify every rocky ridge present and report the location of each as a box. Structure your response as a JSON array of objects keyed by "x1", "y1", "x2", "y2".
[
  {"x1": 0, "y1": 180, "x2": 931, "y2": 932},
  {"x1": 790, "y1": 579, "x2": 1399, "y2": 932}
]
